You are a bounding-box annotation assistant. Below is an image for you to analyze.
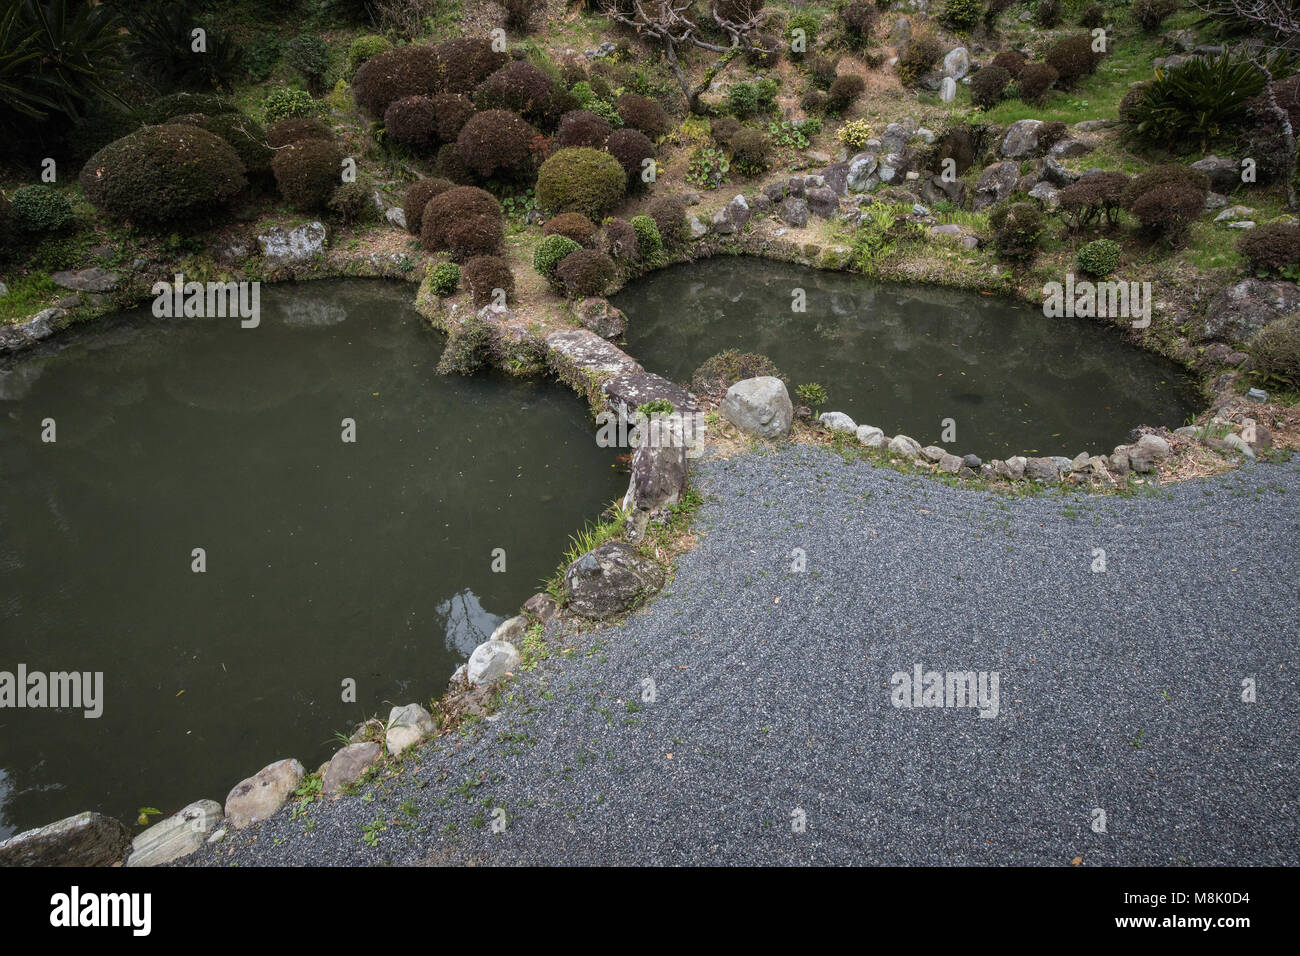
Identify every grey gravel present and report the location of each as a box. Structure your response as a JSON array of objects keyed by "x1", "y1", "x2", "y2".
[{"x1": 182, "y1": 444, "x2": 1300, "y2": 867}]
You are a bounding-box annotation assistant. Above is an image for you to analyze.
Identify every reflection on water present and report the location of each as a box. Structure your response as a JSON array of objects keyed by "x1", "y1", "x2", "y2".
[{"x1": 0, "y1": 280, "x2": 622, "y2": 838}]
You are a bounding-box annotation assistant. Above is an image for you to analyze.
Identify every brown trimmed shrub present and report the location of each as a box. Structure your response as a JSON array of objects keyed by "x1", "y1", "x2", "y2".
[
  {"x1": 384, "y1": 95, "x2": 437, "y2": 147},
  {"x1": 434, "y1": 37, "x2": 509, "y2": 94},
  {"x1": 990, "y1": 50, "x2": 1027, "y2": 78},
  {"x1": 420, "y1": 186, "x2": 504, "y2": 259},
  {"x1": 535, "y1": 147, "x2": 628, "y2": 219},
  {"x1": 810, "y1": 55, "x2": 839, "y2": 92},
  {"x1": 898, "y1": 31, "x2": 945, "y2": 88},
  {"x1": 473, "y1": 61, "x2": 555, "y2": 124},
  {"x1": 1128, "y1": 183, "x2": 1204, "y2": 244},
  {"x1": 1238, "y1": 224, "x2": 1300, "y2": 276},
  {"x1": 647, "y1": 195, "x2": 688, "y2": 247},
  {"x1": 543, "y1": 212, "x2": 597, "y2": 245},
  {"x1": 352, "y1": 45, "x2": 441, "y2": 118},
  {"x1": 463, "y1": 255, "x2": 516, "y2": 306},
  {"x1": 430, "y1": 94, "x2": 476, "y2": 144},
  {"x1": 456, "y1": 110, "x2": 539, "y2": 180},
  {"x1": 1248, "y1": 313, "x2": 1300, "y2": 389},
  {"x1": 801, "y1": 90, "x2": 829, "y2": 113},
  {"x1": 1056, "y1": 171, "x2": 1130, "y2": 230},
  {"x1": 1044, "y1": 35, "x2": 1102, "y2": 87},
  {"x1": 730, "y1": 127, "x2": 771, "y2": 176},
  {"x1": 433, "y1": 143, "x2": 475, "y2": 184},
  {"x1": 970, "y1": 66, "x2": 1011, "y2": 110},
  {"x1": 556, "y1": 109, "x2": 612, "y2": 149},
  {"x1": 1017, "y1": 62, "x2": 1058, "y2": 105},
  {"x1": 271, "y1": 138, "x2": 345, "y2": 210},
  {"x1": 989, "y1": 201, "x2": 1045, "y2": 261},
  {"x1": 80, "y1": 125, "x2": 247, "y2": 227},
  {"x1": 842, "y1": 2, "x2": 878, "y2": 45},
  {"x1": 403, "y1": 178, "x2": 454, "y2": 234},
  {"x1": 711, "y1": 115, "x2": 742, "y2": 147},
  {"x1": 616, "y1": 94, "x2": 672, "y2": 139},
  {"x1": 555, "y1": 249, "x2": 616, "y2": 298},
  {"x1": 501, "y1": 0, "x2": 545, "y2": 32},
  {"x1": 601, "y1": 217, "x2": 641, "y2": 260},
  {"x1": 267, "y1": 117, "x2": 332, "y2": 148},
  {"x1": 606, "y1": 128, "x2": 655, "y2": 188},
  {"x1": 827, "y1": 73, "x2": 866, "y2": 111},
  {"x1": 1123, "y1": 164, "x2": 1210, "y2": 207}
]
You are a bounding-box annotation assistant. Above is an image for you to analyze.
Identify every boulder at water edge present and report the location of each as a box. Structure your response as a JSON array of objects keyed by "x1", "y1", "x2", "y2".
[{"x1": 564, "y1": 541, "x2": 666, "y2": 620}]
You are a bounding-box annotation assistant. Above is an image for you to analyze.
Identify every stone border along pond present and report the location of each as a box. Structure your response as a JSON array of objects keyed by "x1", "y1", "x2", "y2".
[{"x1": 0, "y1": 209, "x2": 1287, "y2": 867}]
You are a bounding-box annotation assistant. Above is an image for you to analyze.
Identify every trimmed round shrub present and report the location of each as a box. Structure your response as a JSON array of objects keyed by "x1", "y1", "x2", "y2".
[
  {"x1": 1128, "y1": 183, "x2": 1205, "y2": 243},
  {"x1": 434, "y1": 37, "x2": 509, "y2": 94},
  {"x1": 420, "y1": 186, "x2": 503, "y2": 259},
  {"x1": 403, "y1": 178, "x2": 455, "y2": 234},
  {"x1": 533, "y1": 233, "x2": 582, "y2": 279},
  {"x1": 990, "y1": 50, "x2": 1027, "y2": 78},
  {"x1": 691, "y1": 350, "x2": 784, "y2": 402},
  {"x1": 272, "y1": 138, "x2": 345, "y2": 210},
  {"x1": 606, "y1": 128, "x2": 654, "y2": 188},
  {"x1": 730, "y1": 127, "x2": 771, "y2": 176},
  {"x1": 556, "y1": 109, "x2": 612, "y2": 149},
  {"x1": 989, "y1": 201, "x2": 1045, "y2": 261},
  {"x1": 536, "y1": 147, "x2": 628, "y2": 219},
  {"x1": 842, "y1": 2, "x2": 878, "y2": 45},
  {"x1": 263, "y1": 87, "x2": 317, "y2": 124},
  {"x1": 1045, "y1": 35, "x2": 1102, "y2": 87},
  {"x1": 1124, "y1": 164, "x2": 1210, "y2": 207},
  {"x1": 1017, "y1": 62, "x2": 1059, "y2": 105},
  {"x1": 1132, "y1": 0, "x2": 1177, "y2": 32},
  {"x1": 827, "y1": 74, "x2": 866, "y2": 112},
  {"x1": 616, "y1": 94, "x2": 671, "y2": 139},
  {"x1": 142, "y1": 93, "x2": 238, "y2": 125},
  {"x1": 1248, "y1": 313, "x2": 1300, "y2": 389},
  {"x1": 352, "y1": 45, "x2": 441, "y2": 118},
  {"x1": 329, "y1": 178, "x2": 378, "y2": 226},
  {"x1": 630, "y1": 214, "x2": 662, "y2": 256},
  {"x1": 456, "y1": 110, "x2": 539, "y2": 180},
  {"x1": 80, "y1": 125, "x2": 247, "y2": 227},
  {"x1": 9, "y1": 185, "x2": 73, "y2": 232},
  {"x1": 542, "y1": 212, "x2": 597, "y2": 245},
  {"x1": 555, "y1": 249, "x2": 615, "y2": 298},
  {"x1": 898, "y1": 31, "x2": 945, "y2": 88},
  {"x1": 431, "y1": 94, "x2": 476, "y2": 144},
  {"x1": 647, "y1": 195, "x2": 688, "y2": 247},
  {"x1": 433, "y1": 143, "x2": 475, "y2": 184},
  {"x1": 502, "y1": 0, "x2": 545, "y2": 31},
  {"x1": 711, "y1": 115, "x2": 742, "y2": 147},
  {"x1": 347, "y1": 35, "x2": 391, "y2": 76},
  {"x1": 463, "y1": 255, "x2": 515, "y2": 307},
  {"x1": 428, "y1": 262, "x2": 461, "y2": 296},
  {"x1": 1238, "y1": 224, "x2": 1300, "y2": 277},
  {"x1": 1034, "y1": 0, "x2": 1062, "y2": 28},
  {"x1": 1079, "y1": 3, "x2": 1105, "y2": 28},
  {"x1": 1076, "y1": 238, "x2": 1123, "y2": 277},
  {"x1": 940, "y1": 0, "x2": 982, "y2": 30},
  {"x1": 970, "y1": 66, "x2": 1011, "y2": 110},
  {"x1": 267, "y1": 117, "x2": 332, "y2": 147},
  {"x1": 385, "y1": 95, "x2": 437, "y2": 147},
  {"x1": 473, "y1": 61, "x2": 555, "y2": 124},
  {"x1": 601, "y1": 217, "x2": 640, "y2": 260},
  {"x1": 173, "y1": 112, "x2": 274, "y2": 182},
  {"x1": 801, "y1": 89, "x2": 829, "y2": 113}
]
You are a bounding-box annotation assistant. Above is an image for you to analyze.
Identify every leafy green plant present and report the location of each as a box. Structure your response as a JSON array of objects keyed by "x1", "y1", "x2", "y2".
[
  {"x1": 533, "y1": 233, "x2": 582, "y2": 279},
  {"x1": 263, "y1": 87, "x2": 316, "y2": 123},
  {"x1": 630, "y1": 214, "x2": 662, "y2": 256},
  {"x1": 121, "y1": 0, "x2": 244, "y2": 93},
  {"x1": 795, "y1": 383, "x2": 829, "y2": 414},
  {"x1": 1248, "y1": 313, "x2": 1300, "y2": 391},
  {"x1": 637, "y1": 399, "x2": 676, "y2": 417},
  {"x1": 940, "y1": 0, "x2": 982, "y2": 31},
  {"x1": 836, "y1": 118, "x2": 873, "y2": 151},
  {"x1": 686, "y1": 146, "x2": 731, "y2": 189},
  {"x1": 287, "y1": 34, "x2": 330, "y2": 96},
  {"x1": 851, "y1": 202, "x2": 901, "y2": 272},
  {"x1": 428, "y1": 261, "x2": 461, "y2": 296},
  {"x1": 1076, "y1": 238, "x2": 1122, "y2": 277},
  {"x1": 9, "y1": 185, "x2": 72, "y2": 232}
]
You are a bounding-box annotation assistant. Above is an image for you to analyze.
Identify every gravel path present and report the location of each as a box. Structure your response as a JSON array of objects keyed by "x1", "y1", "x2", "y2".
[{"x1": 184, "y1": 444, "x2": 1300, "y2": 866}]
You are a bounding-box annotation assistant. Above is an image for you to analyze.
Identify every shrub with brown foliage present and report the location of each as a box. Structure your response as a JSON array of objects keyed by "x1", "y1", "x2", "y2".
[
  {"x1": 606, "y1": 128, "x2": 655, "y2": 188},
  {"x1": 271, "y1": 138, "x2": 344, "y2": 210},
  {"x1": 353, "y1": 45, "x2": 441, "y2": 118},
  {"x1": 267, "y1": 117, "x2": 332, "y2": 148},
  {"x1": 970, "y1": 66, "x2": 1011, "y2": 110},
  {"x1": 1238, "y1": 224, "x2": 1300, "y2": 276},
  {"x1": 543, "y1": 212, "x2": 597, "y2": 245},
  {"x1": 616, "y1": 93, "x2": 672, "y2": 139},
  {"x1": 647, "y1": 195, "x2": 688, "y2": 247},
  {"x1": 473, "y1": 61, "x2": 555, "y2": 125},
  {"x1": 1128, "y1": 183, "x2": 1204, "y2": 244},
  {"x1": 420, "y1": 185, "x2": 504, "y2": 259},
  {"x1": 429, "y1": 94, "x2": 475, "y2": 145},
  {"x1": 1044, "y1": 34, "x2": 1102, "y2": 87},
  {"x1": 601, "y1": 217, "x2": 641, "y2": 260},
  {"x1": 1017, "y1": 62, "x2": 1058, "y2": 105},
  {"x1": 810, "y1": 55, "x2": 839, "y2": 92},
  {"x1": 898, "y1": 31, "x2": 945, "y2": 87},
  {"x1": 501, "y1": 0, "x2": 545, "y2": 32},
  {"x1": 990, "y1": 50, "x2": 1026, "y2": 78},
  {"x1": 433, "y1": 143, "x2": 474, "y2": 184},
  {"x1": 555, "y1": 249, "x2": 616, "y2": 298},
  {"x1": 711, "y1": 115, "x2": 742, "y2": 147},
  {"x1": 827, "y1": 73, "x2": 866, "y2": 112},
  {"x1": 463, "y1": 255, "x2": 515, "y2": 306},
  {"x1": 457, "y1": 110, "x2": 539, "y2": 180},
  {"x1": 1248, "y1": 313, "x2": 1300, "y2": 389},
  {"x1": 556, "y1": 110, "x2": 612, "y2": 149},
  {"x1": 403, "y1": 177, "x2": 454, "y2": 234},
  {"x1": 1056, "y1": 172, "x2": 1129, "y2": 230},
  {"x1": 384, "y1": 95, "x2": 437, "y2": 147},
  {"x1": 1123, "y1": 164, "x2": 1210, "y2": 206},
  {"x1": 730, "y1": 127, "x2": 771, "y2": 175},
  {"x1": 434, "y1": 37, "x2": 509, "y2": 94},
  {"x1": 842, "y1": 2, "x2": 877, "y2": 45}
]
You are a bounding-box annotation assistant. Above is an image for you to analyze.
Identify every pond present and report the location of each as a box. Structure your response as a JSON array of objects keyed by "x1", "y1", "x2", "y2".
[
  {"x1": 0, "y1": 280, "x2": 623, "y2": 839},
  {"x1": 617, "y1": 258, "x2": 1200, "y2": 458}
]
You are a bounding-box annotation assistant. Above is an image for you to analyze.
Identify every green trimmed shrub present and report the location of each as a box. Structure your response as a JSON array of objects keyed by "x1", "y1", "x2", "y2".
[
  {"x1": 420, "y1": 186, "x2": 504, "y2": 260},
  {"x1": 264, "y1": 87, "x2": 317, "y2": 124},
  {"x1": 970, "y1": 66, "x2": 1011, "y2": 110},
  {"x1": 142, "y1": 93, "x2": 238, "y2": 125},
  {"x1": 533, "y1": 233, "x2": 582, "y2": 279},
  {"x1": 536, "y1": 147, "x2": 628, "y2": 219},
  {"x1": 555, "y1": 249, "x2": 615, "y2": 298},
  {"x1": 616, "y1": 94, "x2": 671, "y2": 139},
  {"x1": 727, "y1": 78, "x2": 779, "y2": 117},
  {"x1": 786, "y1": 11, "x2": 820, "y2": 59},
  {"x1": 9, "y1": 186, "x2": 73, "y2": 233},
  {"x1": 463, "y1": 255, "x2": 515, "y2": 307},
  {"x1": 347, "y1": 35, "x2": 391, "y2": 76},
  {"x1": 630, "y1": 214, "x2": 662, "y2": 256},
  {"x1": 267, "y1": 117, "x2": 332, "y2": 147},
  {"x1": 542, "y1": 212, "x2": 597, "y2": 245},
  {"x1": 556, "y1": 110, "x2": 612, "y2": 149},
  {"x1": 428, "y1": 262, "x2": 461, "y2": 296},
  {"x1": 80, "y1": 125, "x2": 247, "y2": 227},
  {"x1": 175, "y1": 112, "x2": 274, "y2": 181},
  {"x1": 271, "y1": 139, "x2": 345, "y2": 210},
  {"x1": 287, "y1": 34, "x2": 330, "y2": 95},
  {"x1": 403, "y1": 178, "x2": 455, "y2": 234},
  {"x1": 456, "y1": 110, "x2": 539, "y2": 180},
  {"x1": 1076, "y1": 238, "x2": 1123, "y2": 277},
  {"x1": 989, "y1": 201, "x2": 1045, "y2": 261},
  {"x1": 1238, "y1": 224, "x2": 1300, "y2": 277},
  {"x1": 385, "y1": 95, "x2": 437, "y2": 148},
  {"x1": 329, "y1": 177, "x2": 378, "y2": 226},
  {"x1": 1248, "y1": 313, "x2": 1300, "y2": 390},
  {"x1": 940, "y1": 0, "x2": 982, "y2": 31}
]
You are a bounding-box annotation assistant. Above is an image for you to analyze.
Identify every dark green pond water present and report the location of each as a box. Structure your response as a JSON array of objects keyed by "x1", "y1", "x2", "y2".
[
  {"x1": 617, "y1": 258, "x2": 1200, "y2": 458},
  {"x1": 0, "y1": 280, "x2": 622, "y2": 839}
]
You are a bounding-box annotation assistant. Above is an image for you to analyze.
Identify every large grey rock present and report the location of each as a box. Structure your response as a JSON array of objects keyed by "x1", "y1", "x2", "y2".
[
  {"x1": 466, "y1": 640, "x2": 522, "y2": 684},
  {"x1": 1001, "y1": 119, "x2": 1044, "y2": 159},
  {"x1": 942, "y1": 47, "x2": 970, "y2": 80},
  {"x1": 856, "y1": 424, "x2": 885, "y2": 446},
  {"x1": 939, "y1": 76, "x2": 956, "y2": 102},
  {"x1": 821, "y1": 162, "x2": 850, "y2": 196},
  {"x1": 1049, "y1": 136, "x2": 1097, "y2": 159},
  {"x1": 777, "y1": 196, "x2": 810, "y2": 227},
  {"x1": 574, "y1": 297, "x2": 627, "y2": 339},
  {"x1": 805, "y1": 186, "x2": 839, "y2": 219},
  {"x1": 126, "y1": 800, "x2": 223, "y2": 866},
  {"x1": 818, "y1": 411, "x2": 857, "y2": 434},
  {"x1": 523, "y1": 592, "x2": 559, "y2": 621},
  {"x1": 877, "y1": 153, "x2": 908, "y2": 184},
  {"x1": 323, "y1": 742, "x2": 382, "y2": 794},
  {"x1": 490, "y1": 614, "x2": 528, "y2": 643},
  {"x1": 257, "y1": 221, "x2": 327, "y2": 265},
  {"x1": 623, "y1": 414, "x2": 690, "y2": 514},
  {"x1": 546, "y1": 329, "x2": 642, "y2": 379},
  {"x1": 728, "y1": 193, "x2": 751, "y2": 229},
  {"x1": 602, "y1": 370, "x2": 699, "y2": 420},
  {"x1": 1197, "y1": 279, "x2": 1300, "y2": 343},
  {"x1": 973, "y1": 162, "x2": 1021, "y2": 209},
  {"x1": 1024, "y1": 457, "x2": 1061, "y2": 482},
  {"x1": 847, "y1": 152, "x2": 879, "y2": 193},
  {"x1": 0, "y1": 811, "x2": 131, "y2": 866},
  {"x1": 721, "y1": 376, "x2": 794, "y2": 439},
  {"x1": 1040, "y1": 156, "x2": 1079, "y2": 187},
  {"x1": 564, "y1": 541, "x2": 665, "y2": 619},
  {"x1": 385, "y1": 704, "x2": 436, "y2": 755},
  {"x1": 1136, "y1": 433, "x2": 1171, "y2": 459},
  {"x1": 1191, "y1": 155, "x2": 1239, "y2": 193},
  {"x1": 888, "y1": 434, "x2": 923, "y2": 458},
  {"x1": 51, "y1": 267, "x2": 119, "y2": 293},
  {"x1": 881, "y1": 123, "x2": 909, "y2": 154},
  {"x1": 224, "y1": 758, "x2": 305, "y2": 829},
  {"x1": 688, "y1": 214, "x2": 708, "y2": 239},
  {"x1": 996, "y1": 456, "x2": 1027, "y2": 480},
  {"x1": 1028, "y1": 181, "x2": 1060, "y2": 209}
]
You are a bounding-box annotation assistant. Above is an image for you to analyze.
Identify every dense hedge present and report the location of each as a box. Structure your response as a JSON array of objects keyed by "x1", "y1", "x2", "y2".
[
  {"x1": 431, "y1": 94, "x2": 476, "y2": 144},
  {"x1": 1238, "y1": 224, "x2": 1300, "y2": 276},
  {"x1": 384, "y1": 95, "x2": 437, "y2": 147},
  {"x1": 420, "y1": 186, "x2": 503, "y2": 259},
  {"x1": 352, "y1": 45, "x2": 442, "y2": 118},
  {"x1": 403, "y1": 177, "x2": 454, "y2": 234},
  {"x1": 827, "y1": 74, "x2": 866, "y2": 112},
  {"x1": 542, "y1": 212, "x2": 597, "y2": 245},
  {"x1": 80, "y1": 125, "x2": 247, "y2": 227},
  {"x1": 271, "y1": 138, "x2": 345, "y2": 210},
  {"x1": 730, "y1": 127, "x2": 771, "y2": 176},
  {"x1": 990, "y1": 50, "x2": 1027, "y2": 78},
  {"x1": 9, "y1": 185, "x2": 74, "y2": 232},
  {"x1": 267, "y1": 117, "x2": 332, "y2": 147},
  {"x1": 556, "y1": 110, "x2": 612, "y2": 149},
  {"x1": 606, "y1": 128, "x2": 654, "y2": 187},
  {"x1": 434, "y1": 37, "x2": 509, "y2": 94},
  {"x1": 989, "y1": 201, "x2": 1045, "y2": 260},
  {"x1": 176, "y1": 112, "x2": 274, "y2": 181},
  {"x1": 971, "y1": 66, "x2": 1010, "y2": 110},
  {"x1": 535, "y1": 147, "x2": 627, "y2": 219},
  {"x1": 473, "y1": 61, "x2": 555, "y2": 125},
  {"x1": 456, "y1": 110, "x2": 539, "y2": 180},
  {"x1": 616, "y1": 94, "x2": 671, "y2": 139},
  {"x1": 463, "y1": 255, "x2": 515, "y2": 306}
]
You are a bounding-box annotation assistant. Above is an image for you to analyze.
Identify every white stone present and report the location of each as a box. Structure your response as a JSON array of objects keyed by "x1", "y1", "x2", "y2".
[
  {"x1": 467, "y1": 639, "x2": 522, "y2": 685},
  {"x1": 385, "y1": 703, "x2": 436, "y2": 755},
  {"x1": 126, "y1": 800, "x2": 223, "y2": 866},
  {"x1": 939, "y1": 77, "x2": 956, "y2": 102}
]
